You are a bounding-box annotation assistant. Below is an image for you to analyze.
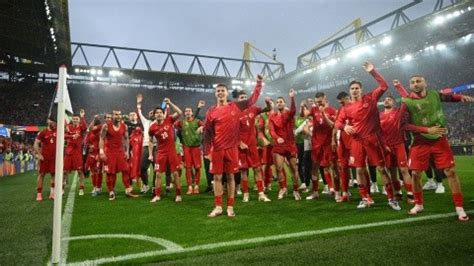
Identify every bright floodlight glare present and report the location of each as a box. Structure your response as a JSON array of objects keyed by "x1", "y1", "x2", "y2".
[
  {"x1": 90, "y1": 69, "x2": 97, "y2": 75},
  {"x1": 433, "y1": 16, "x2": 445, "y2": 25},
  {"x1": 453, "y1": 10, "x2": 461, "y2": 17},
  {"x1": 74, "y1": 68, "x2": 79, "y2": 73},
  {"x1": 403, "y1": 54, "x2": 413, "y2": 61},
  {"x1": 245, "y1": 80, "x2": 252, "y2": 86},
  {"x1": 469, "y1": 6, "x2": 472, "y2": 11},
  {"x1": 436, "y1": 43, "x2": 447, "y2": 50},
  {"x1": 347, "y1": 45, "x2": 371, "y2": 58},
  {"x1": 97, "y1": 69, "x2": 103, "y2": 75},
  {"x1": 327, "y1": 58, "x2": 338, "y2": 66},
  {"x1": 320, "y1": 63, "x2": 327, "y2": 69},
  {"x1": 380, "y1": 36, "x2": 392, "y2": 46}
]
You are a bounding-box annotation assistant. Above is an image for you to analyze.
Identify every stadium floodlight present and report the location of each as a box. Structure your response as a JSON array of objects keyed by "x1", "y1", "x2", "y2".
[
  {"x1": 90, "y1": 69, "x2": 97, "y2": 75},
  {"x1": 320, "y1": 63, "x2": 327, "y2": 69},
  {"x1": 403, "y1": 54, "x2": 413, "y2": 61},
  {"x1": 424, "y1": 45, "x2": 435, "y2": 51},
  {"x1": 463, "y1": 33, "x2": 472, "y2": 41},
  {"x1": 245, "y1": 80, "x2": 252, "y2": 86},
  {"x1": 327, "y1": 58, "x2": 338, "y2": 66},
  {"x1": 231, "y1": 79, "x2": 243, "y2": 84},
  {"x1": 453, "y1": 11, "x2": 461, "y2": 17},
  {"x1": 97, "y1": 69, "x2": 103, "y2": 75},
  {"x1": 74, "y1": 68, "x2": 79, "y2": 73},
  {"x1": 436, "y1": 43, "x2": 447, "y2": 50},
  {"x1": 347, "y1": 45, "x2": 371, "y2": 58},
  {"x1": 380, "y1": 36, "x2": 392, "y2": 46},
  {"x1": 433, "y1": 16, "x2": 445, "y2": 25},
  {"x1": 469, "y1": 6, "x2": 472, "y2": 11}
]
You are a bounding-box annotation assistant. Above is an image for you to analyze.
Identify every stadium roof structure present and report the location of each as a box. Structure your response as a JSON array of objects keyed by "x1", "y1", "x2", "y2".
[
  {"x1": 268, "y1": 0, "x2": 474, "y2": 93},
  {"x1": 0, "y1": 0, "x2": 71, "y2": 80}
]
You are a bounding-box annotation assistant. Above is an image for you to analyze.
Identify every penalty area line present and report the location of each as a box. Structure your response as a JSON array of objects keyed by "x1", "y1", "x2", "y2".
[{"x1": 71, "y1": 209, "x2": 474, "y2": 265}]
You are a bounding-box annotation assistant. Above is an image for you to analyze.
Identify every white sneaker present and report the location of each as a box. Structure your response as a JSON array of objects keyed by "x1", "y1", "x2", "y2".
[
  {"x1": 388, "y1": 199, "x2": 401, "y2": 211},
  {"x1": 175, "y1": 195, "x2": 182, "y2": 202},
  {"x1": 357, "y1": 199, "x2": 370, "y2": 209},
  {"x1": 306, "y1": 192, "x2": 319, "y2": 200},
  {"x1": 381, "y1": 185, "x2": 386, "y2": 195},
  {"x1": 370, "y1": 183, "x2": 378, "y2": 194},
  {"x1": 422, "y1": 179, "x2": 437, "y2": 190},
  {"x1": 227, "y1": 207, "x2": 236, "y2": 218},
  {"x1": 298, "y1": 183, "x2": 307, "y2": 191},
  {"x1": 408, "y1": 204, "x2": 424, "y2": 215},
  {"x1": 293, "y1": 191, "x2": 301, "y2": 201},
  {"x1": 150, "y1": 195, "x2": 161, "y2": 203},
  {"x1": 243, "y1": 193, "x2": 249, "y2": 202},
  {"x1": 258, "y1": 193, "x2": 271, "y2": 202},
  {"x1": 334, "y1": 191, "x2": 341, "y2": 202},
  {"x1": 435, "y1": 183, "x2": 445, "y2": 194},
  {"x1": 208, "y1": 206, "x2": 223, "y2": 218},
  {"x1": 78, "y1": 189, "x2": 84, "y2": 196},
  {"x1": 277, "y1": 187, "x2": 287, "y2": 200},
  {"x1": 236, "y1": 185, "x2": 242, "y2": 195},
  {"x1": 322, "y1": 185, "x2": 329, "y2": 194},
  {"x1": 456, "y1": 207, "x2": 469, "y2": 221},
  {"x1": 348, "y1": 179, "x2": 354, "y2": 187}
]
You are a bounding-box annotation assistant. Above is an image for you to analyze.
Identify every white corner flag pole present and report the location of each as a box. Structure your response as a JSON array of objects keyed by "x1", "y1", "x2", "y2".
[{"x1": 52, "y1": 65, "x2": 67, "y2": 264}]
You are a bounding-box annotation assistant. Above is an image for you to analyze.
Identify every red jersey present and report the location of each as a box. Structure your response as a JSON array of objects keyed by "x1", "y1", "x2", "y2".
[
  {"x1": 203, "y1": 81, "x2": 262, "y2": 152},
  {"x1": 310, "y1": 106, "x2": 337, "y2": 146},
  {"x1": 86, "y1": 125, "x2": 102, "y2": 155},
  {"x1": 104, "y1": 121, "x2": 127, "y2": 154},
  {"x1": 36, "y1": 127, "x2": 57, "y2": 157},
  {"x1": 335, "y1": 108, "x2": 352, "y2": 149},
  {"x1": 379, "y1": 105, "x2": 408, "y2": 146},
  {"x1": 148, "y1": 116, "x2": 177, "y2": 154},
  {"x1": 335, "y1": 69, "x2": 388, "y2": 140},
  {"x1": 65, "y1": 118, "x2": 87, "y2": 155},
  {"x1": 269, "y1": 97, "x2": 296, "y2": 146},
  {"x1": 239, "y1": 105, "x2": 261, "y2": 147}
]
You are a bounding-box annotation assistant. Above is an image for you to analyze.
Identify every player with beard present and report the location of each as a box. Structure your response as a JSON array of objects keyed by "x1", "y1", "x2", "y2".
[
  {"x1": 99, "y1": 110, "x2": 138, "y2": 200},
  {"x1": 64, "y1": 110, "x2": 87, "y2": 196},
  {"x1": 34, "y1": 116, "x2": 57, "y2": 201}
]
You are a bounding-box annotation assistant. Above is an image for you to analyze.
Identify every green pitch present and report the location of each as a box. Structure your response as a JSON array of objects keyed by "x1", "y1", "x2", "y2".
[{"x1": 1, "y1": 156, "x2": 473, "y2": 265}]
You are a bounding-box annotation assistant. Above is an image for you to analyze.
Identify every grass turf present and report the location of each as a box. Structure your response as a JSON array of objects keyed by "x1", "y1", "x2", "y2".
[{"x1": 0, "y1": 156, "x2": 473, "y2": 264}]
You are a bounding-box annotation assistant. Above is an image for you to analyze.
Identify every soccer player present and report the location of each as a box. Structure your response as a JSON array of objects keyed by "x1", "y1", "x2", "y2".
[
  {"x1": 99, "y1": 110, "x2": 138, "y2": 200},
  {"x1": 332, "y1": 91, "x2": 352, "y2": 202},
  {"x1": 269, "y1": 88, "x2": 301, "y2": 200},
  {"x1": 257, "y1": 100, "x2": 276, "y2": 191},
  {"x1": 64, "y1": 110, "x2": 88, "y2": 195},
  {"x1": 85, "y1": 115, "x2": 103, "y2": 196},
  {"x1": 379, "y1": 82, "x2": 413, "y2": 203},
  {"x1": 203, "y1": 75, "x2": 263, "y2": 218},
  {"x1": 175, "y1": 102, "x2": 204, "y2": 195},
  {"x1": 334, "y1": 62, "x2": 400, "y2": 210},
  {"x1": 149, "y1": 98, "x2": 183, "y2": 203},
  {"x1": 304, "y1": 92, "x2": 338, "y2": 201},
  {"x1": 136, "y1": 94, "x2": 155, "y2": 193},
  {"x1": 34, "y1": 117, "x2": 57, "y2": 201},
  {"x1": 396, "y1": 75, "x2": 473, "y2": 221},
  {"x1": 236, "y1": 90, "x2": 272, "y2": 202}
]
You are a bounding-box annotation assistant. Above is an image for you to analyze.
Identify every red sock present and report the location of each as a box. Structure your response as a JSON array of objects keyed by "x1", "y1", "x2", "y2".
[
  {"x1": 293, "y1": 184, "x2": 298, "y2": 192},
  {"x1": 452, "y1": 193, "x2": 464, "y2": 208},
  {"x1": 215, "y1": 195, "x2": 223, "y2": 207},
  {"x1": 195, "y1": 168, "x2": 201, "y2": 186},
  {"x1": 80, "y1": 184, "x2": 85, "y2": 190},
  {"x1": 282, "y1": 175, "x2": 287, "y2": 189},
  {"x1": 37, "y1": 186, "x2": 42, "y2": 193},
  {"x1": 324, "y1": 172, "x2": 334, "y2": 189},
  {"x1": 256, "y1": 180, "x2": 264, "y2": 193},
  {"x1": 106, "y1": 174, "x2": 116, "y2": 192},
  {"x1": 242, "y1": 179, "x2": 249, "y2": 193},
  {"x1": 392, "y1": 179, "x2": 401, "y2": 193},
  {"x1": 413, "y1": 191, "x2": 423, "y2": 205},
  {"x1": 176, "y1": 187, "x2": 181, "y2": 196},
  {"x1": 186, "y1": 168, "x2": 192, "y2": 186},
  {"x1": 364, "y1": 172, "x2": 371, "y2": 194},
  {"x1": 51, "y1": 181, "x2": 55, "y2": 188},
  {"x1": 358, "y1": 185, "x2": 369, "y2": 199},
  {"x1": 97, "y1": 173, "x2": 103, "y2": 188},
  {"x1": 227, "y1": 197, "x2": 234, "y2": 207},
  {"x1": 121, "y1": 172, "x2": 131, "y2": 189},
  {"x1": 404, "y1": 183, "x2": 413, "y2": 194},
  {"x1": 265, "y1": 166, "x2": 272, "y2": 186},
  {"x1": 312, "y1": 179, "x2": 319, "y2": 192},
  {"x1": 155, "y1": 187, "x2": 161, "y2": 197},
  {"x1": 384, "y1": 183, "x2": 394, "y2": 200},
  {"x1": 340, "y1": 167, "x2": 349, "y2": 192}
]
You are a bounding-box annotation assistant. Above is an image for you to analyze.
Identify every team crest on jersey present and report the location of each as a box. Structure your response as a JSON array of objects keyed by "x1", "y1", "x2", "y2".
[
  {"x1": 249, "y1": 113, "x2": 254, "y2": 118},
  {"x1": 164, "y1": 125, "x2": 169, "y2": 130}
]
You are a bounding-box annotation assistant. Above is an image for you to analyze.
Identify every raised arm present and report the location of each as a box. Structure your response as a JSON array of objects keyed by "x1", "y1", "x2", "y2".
[
  {"x1": 364, "y1": 62, "x2": 389, "y2": 101},
  {"x1": 393, "y1": 80, "x2": 409, "y2": 98},
  {"x1": 259, "y1": 97, "x2": 272, "y2": 114},
  {"x1": 99, "y1": 123, "x2": 108, "y2": 161},
  {"x1": 440, "y1": 92, "x2": 474, "y2": 103},
  {"x1": 236, "y1": 74, "x2": 263, "y2": 110},
  {"x1": 164, "y1": 98, "x2": 183, "y2": 120},
  {"x1": 136, "y1": 94, "x2": 148, "y2": 124},
  {"x1": 289, "y1": 88, "x2": 296, "y2": 117}
]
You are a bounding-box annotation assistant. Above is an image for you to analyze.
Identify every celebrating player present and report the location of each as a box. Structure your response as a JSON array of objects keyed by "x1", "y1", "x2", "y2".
[
  {"x1": 34, "y1": 117, "x2": 57, "y2": 201},
  {"x1": 64, "y1": 110, "x2": 87, "y2": 195}
]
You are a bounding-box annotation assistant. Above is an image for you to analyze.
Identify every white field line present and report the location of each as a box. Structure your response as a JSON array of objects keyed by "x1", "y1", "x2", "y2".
[
  {"x1": 68, "y1": 209, "x2": 474, "y2": 265},
  {"x1": 64, "y1": 234, "x2": 184, "y2": 251}
]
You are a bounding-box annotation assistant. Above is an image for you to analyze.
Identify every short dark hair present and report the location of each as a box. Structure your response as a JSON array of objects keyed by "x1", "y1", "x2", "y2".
[
  {"x1": 349, "y1": 80, "x2": 362, "y2": 88},
  {"x1": 154, "y1": 107, "x2": 164, "y2": 114},
  {"x1": 184, "y1": 107, "x2": 193, "y2": 112},
  {"x1": 232, "y1": 89, "x2": 246, "y2": 99},
  {"x1": 410, "y1": 74, "x2": 424, "y2": 79},
  {"x1": 277, "y1": 96, "x2": 286, "y2": 103},
  {"x1": 385, "y1": 95, "x2": 396, "y2": 101},
  {"x1": 215, "y1": 83, "x2": 228, "y2": 90},
  {"x1": 314, "y1": 92, "x2": 325, "y2": 98},
  {"x1": 336, "y1": 91, "x2": 349, "y2": 100},
  {"x1": 72, "y1": 113, "x2": 80, "y2": 117}
]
